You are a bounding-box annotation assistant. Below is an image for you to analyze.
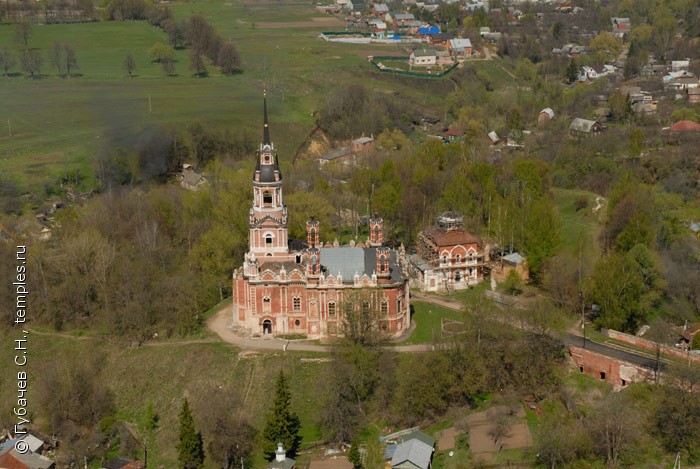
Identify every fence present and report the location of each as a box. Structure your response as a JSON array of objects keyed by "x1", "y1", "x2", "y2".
[{"x1": 369, "y1": 56, "x2": 458, "y2": 79}]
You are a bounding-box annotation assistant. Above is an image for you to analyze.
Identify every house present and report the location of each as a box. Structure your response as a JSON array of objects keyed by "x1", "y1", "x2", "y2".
[
  {"x1": 388, "y1": 12, "x2": 415, "y2": 28},
  {"x1": 688, "y1": 87, "x2": 700, "y2": 104},
  {"x1": 180, "y1": 165, "x2": 207, "y2": 191},
  {"x1": 632, "y1": 101, "x2": 657, "y2": 115},
  {"x1": 409, "y1": 48, "x2": 437, "y2": 67},
  {"x1": 611, "y1": 17, "x2": 630, "y2": 37},
  {"x1": 268, "y1": 443, "x2": 295, "y2": 469},
  {"x1": 368, "y1": 18, "x2": 387, "y2": 32},
  {"x1": 435, "y1": 50, "x2": 453, "y2": 66},
  {"x1": 429, "y1": 32, "x2": 453, "y2": 47},
  {"x1": 569, "y1": 118, "x2": 603, "y2": 138},
  {"x1": 403, "y1": 212, "x2": 486, "y2": 293},
  {"x1": 0, "y1": 447, "x2": 55, "y2": 469},
  {"x1": 371, "y1": 2, "x2": 388, "y2": 16},
  {"x1": 102, "y1": 458, "x2": 146, "y2": 469},
  {"x1": 391, "y1": 432, "x2": 435, "y2": 469},
  {"x1": 418, "y1": 24, "x2": 440, "y2": 37},
  {"x1": 351, "y1": 136, "x2": 374, "y2": 152},
  {"x1": 490, "y1": 252, "x2": 529, "y2": 289},
  {"x1": 666, "y1": 120, "x2": 700, "y2": 143},
  {"x1": 442, "y1": 127, "x2": 462, "y2": 142},
  {"x1": 319, "y1": 147, "x2": 353, "y2": 166},
  {"x1": 671, "y1": 59, "x2": 690, "y2": 72},
  {"x1": 447, "y1": 38, "x2": 472, "y2": 59},
  {"x1": 538, "y1": 108, "x2": 555, "y2": 124}
]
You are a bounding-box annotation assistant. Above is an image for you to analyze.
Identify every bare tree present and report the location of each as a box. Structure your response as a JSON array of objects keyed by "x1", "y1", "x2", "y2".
[
  {"x1": 14, "y1": 22, "x2": 32, "y2": 50},
  {"x1": 188, "y1": 50, "x2": 207, "y2": 77},
  {"x1": 217, "y1": 43, "x2": 240, "y2": 75},
  {"x1": 49, "y1": 42, "x2": 65, "y2": 76},
  {"x1": 161, "y1": 58, "x2": 176, "y2": 76},
  {"x1": 64, "y1": 44, "x2": 78, "y2": 77},
  {"x1": 19, "y1": 48, "x2": 42, "y2": 78},
  {"x1": 0, "y1": 48, "x2": 15, "y2": 77},
  {"x1": 122, "y1": 54, "x2": 136, "y2": 78}
]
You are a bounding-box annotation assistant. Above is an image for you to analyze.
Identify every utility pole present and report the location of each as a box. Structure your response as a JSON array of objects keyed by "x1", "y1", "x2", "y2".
[
  {"x1": 148, "y1": 95, "x2": 152, "y2": 113},
  {"x1": 7, "y1": 118, "x2": 11, "y2": 137}
]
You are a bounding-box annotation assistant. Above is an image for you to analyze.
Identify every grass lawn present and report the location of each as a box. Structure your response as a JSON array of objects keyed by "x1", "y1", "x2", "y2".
[
  {"x1": 552, "y1": 187, "x2": 604, "y2": 259},
  {"x1": 400, "y1": 300, "x2": 465, "y2": 345}
]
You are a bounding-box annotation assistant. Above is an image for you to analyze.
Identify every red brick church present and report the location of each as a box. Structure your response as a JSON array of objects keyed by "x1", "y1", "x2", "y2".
[{"x1": 232, "y1": 96, "x2": 410, "y2": 339}]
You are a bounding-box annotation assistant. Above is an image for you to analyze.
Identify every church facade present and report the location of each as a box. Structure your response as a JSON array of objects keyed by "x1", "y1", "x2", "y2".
[{"x1": 232, "y1": 97, "x2": 410, "y2": 339}]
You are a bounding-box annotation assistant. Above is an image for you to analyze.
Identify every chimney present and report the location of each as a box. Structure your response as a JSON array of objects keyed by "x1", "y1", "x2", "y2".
[
  {"x1": 306, "y1": 218, "x2": 320, "y2": 247},
  {"x1": 275, "y1": 443, "x2": 286, "y2": 462},
  {"x1": 369, "y1": 214, "x2": 383, "y2": 247}
]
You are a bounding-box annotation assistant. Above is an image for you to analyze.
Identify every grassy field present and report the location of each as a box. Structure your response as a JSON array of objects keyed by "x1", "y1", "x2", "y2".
[
  {"x1": 0, "y1": 327, "x2": 330, "y2": 468},
  {"x1": 0, "y1": 0, "x2": 458, "y2": 189},
  {"x1": 552, "y1": 187, "x2": 604, "y2": 258}
]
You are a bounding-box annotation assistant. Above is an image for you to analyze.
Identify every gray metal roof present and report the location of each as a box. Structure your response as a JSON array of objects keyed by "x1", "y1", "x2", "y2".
[
  {"x1": 320, "y1": 247, "x2": 403, "y2": 283},
  {"x1": 391, "y1": 439, "x2": 433, "y2": 469},
  {"x1": 570, "y1": 118, "x2": 598, "y2": 133},
  {"x1": 503, "y1": 252, "x2": 525, "y2": 264}
]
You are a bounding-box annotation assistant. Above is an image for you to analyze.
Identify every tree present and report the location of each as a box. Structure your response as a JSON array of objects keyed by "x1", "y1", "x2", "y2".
[
  {"x1": 523, "y1": 198, "x2": 560, "y2": 280},
  {"x1": 14, "y1": 23, "x2": 32, "y2": 50},
  {"x1": 217, "y1": 43, "x2": 240, "y2": 75},
  {"x1": 189, "y1": 50, "x2": 207, "y2": 77},
  {"x1": 585, "y1": 253, "x2": 645, "y2": 332},
  {"x1": 589, "y1": 32, "x2": 622, "y2": 64},
  {"x1": 162, "y1": 58, "x2": 176, "y2": 76},
  {"x1": 348, "y1": 441, "x2": 362, "y2": 469},
  {"x1": 123, "y1": 54, "x2": 136, "y2": 78},
  {"x1": 627, "y1": 128, "x2": 644, "y2": 156},
  {"x1": 148, "y1": 42, "x2": 175, "y2": 63},
  {"x1": 655, "y1": 365, "x2": 700, "y2": 461},
  {"x1": 0, "y1": 49, "x2": 15, "y2": 77},
  {"x1": 262, "y1": 370, "x2": 301, "y2": 460},
  {"x1": 19, "y1": 48, "x2": 42, "y2": 78},
  {"x1": 64, "y1": 44, "x2": 78, "y2": 77},
  {"x1": 565, "y1": 57, "x2": 578, "y2": 83},
  {"x1": 49, "y1": 42, "x2": 65, "y2": 76},
  {"x1": 177, "y1": 399, "x2": 204, "y2": 469},
  {"x1": 608, "y1": 89, "x2": 631, "y2": 122}
]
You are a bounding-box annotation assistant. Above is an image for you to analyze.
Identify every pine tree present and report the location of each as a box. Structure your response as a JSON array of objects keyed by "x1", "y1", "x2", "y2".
[
  {"x1": 348, "y1": 441, "x2": 362, "y2": 469},
  {"x1": 177, "y1": 399, "x2": 204, "y2": 468},
  {"x1": 565, "y1": 57, "x2": 578, "y2": 84},
  {"x1": 262, "y1": 370, "x2": 301, "y2": 461}
]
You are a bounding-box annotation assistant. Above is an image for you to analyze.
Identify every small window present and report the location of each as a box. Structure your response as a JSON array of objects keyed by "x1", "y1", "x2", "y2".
[
  {"x1": 295, "y1": 254, "x2": 301, "y2": 263},
  {"x1": 263, "y1": 191, "x2": 272, "y2": 205},
  {"x1": 344, "y1": 302, "x2": 354, "y2": 315},
  {"x1": 263, "y1": 296, "x2": 271, "y2": 313},
  {"x1": 294, "y1": 319, "x2": 301, "y2": 327},
  {"x1": 328, "y1": 302, "x2": 336, "y2": 318},
  {"x1": 600, "y1": 372, "x2": 606, "y2": 380},
  {"x1": 455, "y1": 271, "x2": 462, "y2": 282},
  {"x1": 293, "y1": 297, "x2": 301, "y2": 311},
  {"x1": 380, "y1": 300, "x2": 388, "y2": 316},
  {"x1": 265, "y1": 235, "x2": 273, "y2": 246}
]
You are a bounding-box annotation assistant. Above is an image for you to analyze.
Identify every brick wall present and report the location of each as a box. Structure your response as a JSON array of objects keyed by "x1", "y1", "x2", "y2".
[
  {"x1": 605, "y1": 330, "x2": 700, "y2": 364},
  {"x1": 568, "y1": 346, "x2": 655, "y2": 387}
]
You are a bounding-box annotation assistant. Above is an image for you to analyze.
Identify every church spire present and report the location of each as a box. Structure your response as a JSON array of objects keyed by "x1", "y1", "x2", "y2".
[{"x1": 263, "y1": 89, "x2": 271, "y2": 145}]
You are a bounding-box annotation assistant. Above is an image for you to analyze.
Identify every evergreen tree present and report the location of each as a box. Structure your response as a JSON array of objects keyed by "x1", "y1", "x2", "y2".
[
  {"x1": 262, "y1": 370, "x2": 301, "y2": 460},
  {"x1": 177, "y1": 399, "x2": 204, "y2": 468},
  {"x1": 565, "y1": 57, "x2": 578, "y2": 83},
  {"x1": 348, "y1": 441, "x2": 362, "y2": 469}
]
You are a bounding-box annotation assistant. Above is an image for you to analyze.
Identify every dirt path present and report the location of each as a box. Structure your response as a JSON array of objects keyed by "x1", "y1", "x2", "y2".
[{"x1": 205, "y1": 303, "x2": 430, "y2": 353}]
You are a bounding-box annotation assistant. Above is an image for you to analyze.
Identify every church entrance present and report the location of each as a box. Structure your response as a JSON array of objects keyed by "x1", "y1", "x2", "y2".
[{"x1": 262, "y1": 320, "x2": 272, "y2": 335}]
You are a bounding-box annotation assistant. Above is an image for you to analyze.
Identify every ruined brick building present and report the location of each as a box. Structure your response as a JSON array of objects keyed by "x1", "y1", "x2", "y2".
[{"x1": 232, "y1": 96, "x2": 410, "y2": 339}]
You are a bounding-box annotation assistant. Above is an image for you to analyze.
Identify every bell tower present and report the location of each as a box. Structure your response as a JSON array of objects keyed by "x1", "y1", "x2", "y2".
[{"x1": 247, "y1": 92, "x2": 291, "y2": 261}]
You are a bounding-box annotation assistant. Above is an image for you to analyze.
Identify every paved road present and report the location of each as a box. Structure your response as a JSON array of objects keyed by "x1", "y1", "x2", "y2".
[{"x1": 207, "y1": 294, "x2": 665, "y2": 371}]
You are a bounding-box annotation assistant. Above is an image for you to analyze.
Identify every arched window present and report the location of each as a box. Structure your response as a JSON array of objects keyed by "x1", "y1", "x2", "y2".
[
  {"x1": 328, "y1": 302, "x2": 336, "y2": 318},
  {"x1": 263, "y1": 191, "x2": 272, "y2": 205},
  {"x1": 380, "y1": 300, "x2": 388, "y2": 316},
  {"x1": 262, "y1": 296, "x2": 271, "y2": 313},
  {"x1": 293, "y1": 297, "x2": 301, "y2": 311},
  {"x1": 265, "y1": 234, "x2": 273, "y2": 246}
]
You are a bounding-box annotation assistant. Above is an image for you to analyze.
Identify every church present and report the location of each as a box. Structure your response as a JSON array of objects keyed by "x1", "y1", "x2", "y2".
[{"x1": 232, "y1": 96, "x2": 410, "y2": 339}]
